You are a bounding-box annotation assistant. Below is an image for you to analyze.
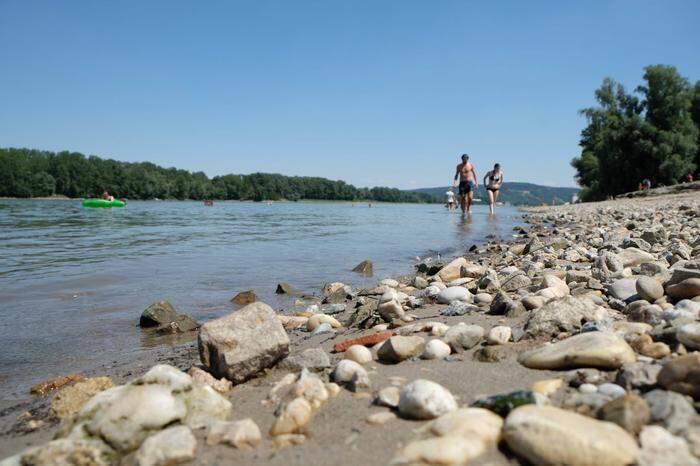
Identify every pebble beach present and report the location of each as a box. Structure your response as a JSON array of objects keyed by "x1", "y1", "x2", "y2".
[{"x1": 2, "y1": 185, "x2": 700, "y2": 466}]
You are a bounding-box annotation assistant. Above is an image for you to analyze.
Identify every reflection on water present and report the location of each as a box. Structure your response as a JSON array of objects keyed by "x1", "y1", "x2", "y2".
[{"x1": 0, "y1": 200, "x2": 521, "y2": 400}]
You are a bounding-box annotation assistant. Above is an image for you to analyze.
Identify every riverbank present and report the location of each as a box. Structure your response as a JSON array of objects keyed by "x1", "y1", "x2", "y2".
[{"x1": 1, "y1": 192, "x2": 699, "y2": 465}]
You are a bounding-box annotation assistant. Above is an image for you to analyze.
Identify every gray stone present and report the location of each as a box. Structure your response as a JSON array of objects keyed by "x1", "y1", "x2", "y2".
[
  {"x1": 636, "y1": 276, "x2": 665, "y2": 302},
  {"x1": 140, "y1": 300, "x2": 178, "y2": 327},
  {"x1": 279, "y1": 348, "x2": 330, "y2": 372},
  {"x1": 198, "y1": 302, "x2": 290, "y2": 383},
  {"x1": 398, "y1": 379, "x2": 457, "y2": 420},
  {"x1": 436, "y1": 286, "x2": 472, "y2": 304},
  {"x1": 524, "y1": 296, "x2": 608, "y2": 338},
  {"x1": 519, "y1": 332, "x2": 636, "y2": 370},
  {"x1": 608, "y1": 278, "x2": 638, "y2": 301},
  {"x1": 377, "y1": 336, "x2": 425, "y2": 363},
  {"x1": 616, "y1": 362, "x2": 661, "y2": 390},
  {"x1": 443, "y1": 323, "x2": 484, "y2": 352},
  {"x1": 644, "y1": 389, "x2": 696, "y2": 435}
]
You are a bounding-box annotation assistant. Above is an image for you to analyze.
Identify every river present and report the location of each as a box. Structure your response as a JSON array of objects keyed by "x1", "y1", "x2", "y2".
[{"x1": 0, "y1": 199, "x2": 521, "y2": 401}]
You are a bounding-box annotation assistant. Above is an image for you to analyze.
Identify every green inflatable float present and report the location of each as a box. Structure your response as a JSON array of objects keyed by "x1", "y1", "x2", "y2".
[{"x1": 82, "y1": 199, "x2": 127, "y2": 208}]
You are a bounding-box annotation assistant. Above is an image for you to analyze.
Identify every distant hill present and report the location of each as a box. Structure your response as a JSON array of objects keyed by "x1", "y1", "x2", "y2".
[{"x1": 411, "y1": 182, "x2": 580, "y2": 206}]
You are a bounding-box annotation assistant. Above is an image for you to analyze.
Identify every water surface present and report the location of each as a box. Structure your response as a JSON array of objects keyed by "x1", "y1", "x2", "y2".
[{"x1": 0, "y1": 200, "x2": 520, "y2": 400}]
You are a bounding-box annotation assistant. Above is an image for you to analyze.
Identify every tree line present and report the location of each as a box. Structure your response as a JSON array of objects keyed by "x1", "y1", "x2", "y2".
[
  {"x1": 571, "y1": 65, "x2": 700, "y2": 201},
  {"x1": 0, "y1": 148, "x2": 436, "y2": 203}
]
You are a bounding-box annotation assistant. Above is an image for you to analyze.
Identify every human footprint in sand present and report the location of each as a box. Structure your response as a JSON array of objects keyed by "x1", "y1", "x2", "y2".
[
  {"x1": 483, "y1": 163, "x2": 504, "y2": 214},
  {"x1": 453, "y1": 154, "x2": 478, "y2": 214}
]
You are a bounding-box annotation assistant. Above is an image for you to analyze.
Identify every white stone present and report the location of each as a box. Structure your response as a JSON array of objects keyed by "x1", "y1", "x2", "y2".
[
  {"x1": 206, "y1": 419, "x2": 261, "y2": 449},
  {"x1": 486, "y1": 326, "x2": 512, "y2": 345},
  {"x1": 398, "y1": 379, "x2": 457, "y2": 420},
  {"x1": 269, "y1": 397, "x2": 312, "y2": 436},
  {"x1": 437, "y1": 286, "x2": 472, "y2": 304},
  {"x1": 427, "y1": 408, "x2": 503, "y2": 444},
  {"x1": 519, "y1": 332, "x2": 635, "y2": 370},
  {"x1": 390, "y1": 436, "x2": 485, "y2": 466},
  {"x1": 421, "y1": 340, "x2": 451, "y2": 359},
  {"x1": 638, "y1": 425, "x2": 700, "y2": 466},
  {"x1": 344, "y1": 345, "x2": 373, "y2": 364},
  {"x1": 135, "y1": 425, "x2": 196, "y2": 466}
]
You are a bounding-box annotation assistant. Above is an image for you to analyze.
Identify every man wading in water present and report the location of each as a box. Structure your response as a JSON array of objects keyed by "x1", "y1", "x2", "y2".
[{"x1": 453, "y1": 154, "x2": 478, "y2": 214}]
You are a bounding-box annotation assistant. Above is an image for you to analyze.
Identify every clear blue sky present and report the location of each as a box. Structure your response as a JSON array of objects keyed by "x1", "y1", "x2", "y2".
[{"x1": 1, "y1": 1, "x2": 699, "y2": 188}]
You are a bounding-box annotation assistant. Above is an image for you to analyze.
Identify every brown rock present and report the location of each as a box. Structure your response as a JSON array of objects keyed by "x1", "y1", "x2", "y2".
[
  {"x1": 50, "y1": 377, "x2": 114, "y2": 419},
  {"x1": 666, "y1": 278, "x2": 700, "y2": 300},
  {"x1": 231, "y1": 290, "x2": 257, "y2": 305},
  {"x1": 31, "y1": 373, "x2": 85, "y2": 396},
  {"x1": 332, "y1": 331, "x2": 393, "y2": 353},
  {"x1": 275, "y1": 283, "x2": 293, "y2": 294},
  {"x1": 658, "y1": 353, "x2": 700, "y2": 399},
  {"x1": 473, "y1": 345, "x2": 512, "y2": 363},
  {"x1": 352, "y1": 260, "x2": 373, "y2": 275},
  {"x1": 598, "y1": 394, "x2": 650, "y2": 434}
]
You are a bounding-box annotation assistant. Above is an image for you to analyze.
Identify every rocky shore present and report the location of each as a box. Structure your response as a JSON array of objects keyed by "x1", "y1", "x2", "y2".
[{"x1": 2, "y1": 190, "x2": 700, "y2": 466}]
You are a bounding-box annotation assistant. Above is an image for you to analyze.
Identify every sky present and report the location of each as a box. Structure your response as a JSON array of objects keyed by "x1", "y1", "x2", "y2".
[{"x1": 1, "y1": 1, "x2": 699, "y2": 189}]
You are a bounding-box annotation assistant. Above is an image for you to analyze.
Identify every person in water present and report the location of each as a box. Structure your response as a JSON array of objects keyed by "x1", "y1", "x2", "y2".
[
  {"x1": 453, "y1": 154, "x2": 478, "y2": 214},
  {"x1": 444, "y1": 187, "x2": 455, "y2": 211},
  {"x1": 102, "y1": 190, "x2": 115, "y2": 202},
  {"x1": 483, "y1": 163, "x2": 504, "y2": 214}
]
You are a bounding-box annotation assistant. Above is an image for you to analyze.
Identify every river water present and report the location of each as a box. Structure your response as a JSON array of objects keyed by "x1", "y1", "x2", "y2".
[{"x1": 0, "y1": 200, "x2": 520, "y2": 401}]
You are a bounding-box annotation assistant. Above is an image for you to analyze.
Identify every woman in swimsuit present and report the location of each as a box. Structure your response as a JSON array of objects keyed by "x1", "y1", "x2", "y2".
[{"x1": 483, "y1": 163, "x2": 503, "y2": 214}]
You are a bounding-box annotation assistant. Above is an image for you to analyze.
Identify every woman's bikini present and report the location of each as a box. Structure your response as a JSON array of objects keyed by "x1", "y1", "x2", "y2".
[{"x1": 487, "y1": 171, "x2": 502, "y2": 192}]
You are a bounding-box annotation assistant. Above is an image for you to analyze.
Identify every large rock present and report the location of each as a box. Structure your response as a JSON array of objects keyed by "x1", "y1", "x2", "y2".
[
  {"x1": 658, "y1": 353, "x2": 700, "y2": 399},
  {"x1": 437, "y1": 257, "x2": 468, "y2": 282},
  {"x1": 135, "y1": 425, "x2": 197, "y2": 466},
  {"x1": 644, "y1": 389, "x2": 696, "y2": 435},
  {"x1": 503, "y1": 405, "x2": 639, "y2": 466},
  {"x1": 638, "y1": 425, "x2": 700, "y2": 466},
  {"x1": 378, "y1": 336, "x2": 425, "y2": 363},
  {"x1": 667, "y1": 278, "x2": 700, "y2": 300},
  {"x1": 636, "y1": 276, "x2": 664, "y2": 302},
  {"x1": 608, "y1": 278, "x2": 638, "y2": 301},
  {"x1": 443, "y1": 323, "x2": 484, "y2": 352},
  {"x1": 519, "y1": 332, "x2": 635, "y2": 370},
  {"x1": 140, "y1": 301, "x2": 177, "y2": 327},
  {"x1": 51, "y1": 377, "x2": 114, "y2": 419},
  {"x1": 436, "y1": 286, "x2": 472, "y2": 304},
  {"x1": 618, "y1": 247, "x2": 655, "y2": 267},
  {"x1": 198, "y1": 302, "x2": 290, "y2": 383},
  {"x1": 524, "y1": 297, "x2": 608, "y2": 338},
  {"x1": 398, "y1": 379, "x2": 457, "y2": 420},
  {"x1": 677, "y1": 323, "x2": 700, "y2": 350}
]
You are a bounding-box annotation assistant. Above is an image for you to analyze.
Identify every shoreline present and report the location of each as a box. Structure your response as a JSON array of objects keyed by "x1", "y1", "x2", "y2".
[{"x1": 2, "y1": 190, "x2": 699, "y2": 465}]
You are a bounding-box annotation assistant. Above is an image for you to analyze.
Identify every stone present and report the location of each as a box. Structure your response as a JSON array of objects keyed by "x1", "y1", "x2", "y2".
[
  {"x1": 231, "y1": 290, "x2": 257, "y2": 305},
  {"x1": 524, "y1": 297, "x2": 608, "y2": 338},
  {"x1": 638, "y1": 425, "x2": 700, "y2": 466},
  {"x1": 187, "y1": 367, "x2": 232, "y2": 393},
  {"x1": 135, "y1": 425, "x2": 196, "y2": 466},
  {"x1": 616, "y1": 362, "x2": 661, "y2": 390},
  {"x1": 598, "y1": 394, "x2": 650, "y2": 434},
  {"x1": 658, "y1": 353, "x2": 700, "y2": 399},
  {"x1": 436, "y1": 286, "x2": 472, "y2": 304},
  {"x1": 413, "y1": 276, "x2": 429, "y2": 289},
  {"x1": 140, "y1": 300, "x2": 177, "y2": 327},
  {"x1": 390, "y1": 436, "x2": 486, "y2": 466},
  {"x1": 344, "y1": 345, "x2": 373, "y2": 364},
  {"x1": 310, "y1": 322, "x2": 333, "y2": 335},
  {"x1": 333, "y1": 331, "x2": 393, "y2": 353},
  {"x1": 376, "y1": 386, "x2": 401, "y2": 408},
  {"x1": 269, "y1": 397, "x2": 312, "y2": 436},
  {"x1": 542, "y1": 273, "x2": 570, "y2": 296},
  {"x1": 503, "y1": 405, "x2": 639, "y2": 466},
  {"x1": 378, "y1": 291, "x2": 408, "y2": 322},
  {"x1": 18, "y1": 439, "x2": 114, "y2": 466},
  {"x1": 183, "y1": 383, "x2": 233, "y2": 430},
  {"x1": 608, "y1": 278, "x2": 638, "y2": 301},
  {"x1": 398, "y1": 379, "x2": 457, "y2": 420},
  {"x1": 472, "y1": 390, "x2": 537, "y2": 417},
  {"x1": 636, "y1": 276, "x2": 665, "y2": 302},
  {"x1": 502, "y1": 272, "x2": 532, "y2": 292},
  {"x1": 322, "y1": 282, "x2": 346, "y2": 296},
  {"x1": 519, "y1": 332, "x2": 636, "y2": 370},
  {"x1": 421, "y1": 339, "x2": 451, "y2": 359},
  {"x1": 644, "y1": 389, "x2": 696, "y2": 435},
  {"x1": 489, "y1": 290, "x2": 513, "y2": 314},
  {"x1": 667, "y1": 278, "x2": 700, "y2": 300},
  {"x1": 275, "y1": 282, "x2": 293, "y2": 294},
  {"x1": 427, "y1": 408, "x2": 503, "y2": 444},
  {"x1": 531, "y1": 378, "x2": 564, "y2": 396},
  {"x1": 366, "y1": 411, "x2": 397, "y2": 425},
  {"x1": 206, "y1": 419, "x2": 261, "y2": 449},
  {"x1": 440, "y1": 301, "x2": 478, "y2": 316},
  {"x1": 198, "y1": 302, "x2": 290, "y2": 384},
  {"x1": 352, "y1": 260, "x2": 373, "y2": 275},
  {"x1": 486, "y1": 326, "x2": 511, "y2": 345},
  {"x1": 30, "y1": 373, "x2": 86, "y2": 396},
  {"x1": 473, "y1": 345, "x2": 512, "y2": 363},
  {"x1": 306, "y1": 313, "x2": 341, "y2": 331},
  {"x1": 279, "y1": 348, "x2": 331, "y2": 372},
  {"x1": 474, "y1": 292, "x2": 493, "y2": 305},
  {"x1": 156, "y1": 314, "x2": 198, "y2": 334},
  {"x1": 381, "y1": 278, "x2": 400, "y2": 288},
  {"x1": 618, "y1": 247, "x2": 655, "y2": 267},
  {"x1": 377, "y1": 336, "x2": 425, "y2": 363},
  {"x1": 332, "y1": 359, "x2": 369, "y2": 385},
  {"x1": 437, "y1": 257, "x2": 468, "y2": 282},
  {"x1": 631, "y1": 334, "x2": 671, "y2": 359},
  {"x1": 443, "y1": 323, "x2": 484, "y2": 352},
  {"x1": 50, "y1": 377, "x2": 114, "y2": 419},
  {"x1": 522, "y1": 295, "x2": 546, "y2": 310}
]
